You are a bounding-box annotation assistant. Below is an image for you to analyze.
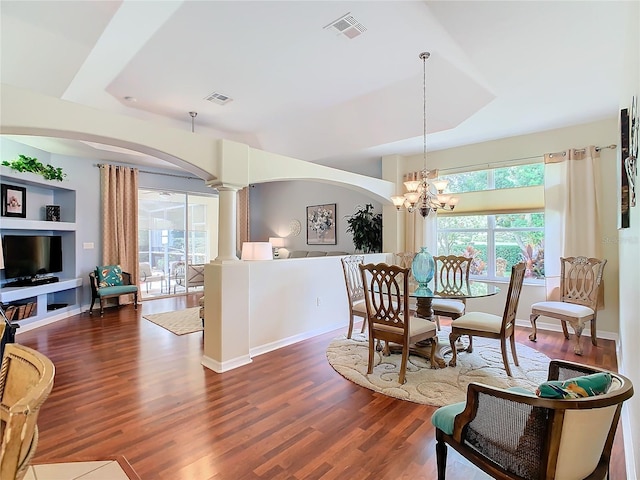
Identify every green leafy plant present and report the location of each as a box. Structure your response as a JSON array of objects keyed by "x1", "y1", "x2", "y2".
[
  {"x1": 2, "y1": 154, "x2": 67, "y2": 181},
  {"x1": 345, "y1": 203, "x2": 382, "y2": 253}
]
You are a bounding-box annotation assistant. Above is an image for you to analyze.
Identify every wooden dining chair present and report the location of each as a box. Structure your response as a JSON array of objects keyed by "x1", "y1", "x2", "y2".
[
  {"x1": 432, "y1": 255, "x2": 472, "y2": 330},
  {"x1": 394, "y1": 252, "x2": 417, "y2": 313},
  {"x1": 448, "y1": 262, "x2": 526, "y2": 376},
  {"x1": 529, "y1": 256, "x2": 607, "y2": 355},
  {"x1": 359, "y1": 262, "x2": 438, "y2": 384},
  {"x1": 340, "y1": 255, "x2": 367, "y2": 339}
]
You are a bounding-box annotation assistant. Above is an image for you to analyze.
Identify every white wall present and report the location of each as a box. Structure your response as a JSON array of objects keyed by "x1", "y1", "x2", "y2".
[
  {"x1": 401, "y1": 119, "x2": 621, "y2": 338},
  {"x1": 616, "y1": 1, "x2": 640, "y2": 476},
  {"x1": 250, "y1": 180, "x2": 383, "y2": 254}
]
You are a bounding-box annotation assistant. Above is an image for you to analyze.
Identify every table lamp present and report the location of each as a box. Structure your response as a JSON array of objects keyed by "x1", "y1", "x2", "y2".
[
  {"x1": 241, "y1": 242, "x2": 273, "y2": 261},
  {"x1": 268, "y1": 237, "x2": 286, "y2": 258}
]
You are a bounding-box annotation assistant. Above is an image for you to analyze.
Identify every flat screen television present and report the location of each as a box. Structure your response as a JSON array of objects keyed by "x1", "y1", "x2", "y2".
[{"x1": 2, "y1": 235, "x2": 63, "y2": 280}]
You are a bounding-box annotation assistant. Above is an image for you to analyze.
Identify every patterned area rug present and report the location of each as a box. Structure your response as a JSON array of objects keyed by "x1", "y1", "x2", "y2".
[
  {"x1": 143, "y1": 307, "x2": 203, "y2": 335},
  {"x1": 326, "y1": 327, "x2": 550, "y2": 406}
]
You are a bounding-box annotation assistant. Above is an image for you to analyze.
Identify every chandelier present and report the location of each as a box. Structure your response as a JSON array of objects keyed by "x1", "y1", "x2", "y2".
[{"x1": 391, "y1": 52, "x2": 459, "y2": 218}]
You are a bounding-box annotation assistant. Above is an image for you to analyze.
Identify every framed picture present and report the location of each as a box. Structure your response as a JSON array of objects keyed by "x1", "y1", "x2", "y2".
[
  {"x1": 307, "y1": 203, "x2": 337, "y2": 245},
  {"x1": 619, "y1": 108, "x2": 630, "y2": 229},
  {"x1": 1, "y1": 184, "x2": 26, "y2": 218}
]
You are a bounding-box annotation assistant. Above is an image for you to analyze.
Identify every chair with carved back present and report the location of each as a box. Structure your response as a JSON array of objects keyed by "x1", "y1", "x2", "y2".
[
  {"x1": 431, "y1": 255, "x2": 472, "y2": 331},
  {"x1": 394, "y1": 252, "x2": 418, "y2": 314},
  {"x1": 359, "y1": 262, "x2": 438, "y2": 384},
  {"x1": 340, "y1": 255, "x2": 367, "y2": 339},
  {"x1": 431, "y1": 359, "x2": 633, "y2": 480},
  {"x1": 448, "y1": 262, "x2": 526, "y2": 376},
  {"x1": 0, "y1": 342, "x2": 55, "y2": 480},
  {"x1": 529, "y1": 256, "x2": 607, "y2": 355}
]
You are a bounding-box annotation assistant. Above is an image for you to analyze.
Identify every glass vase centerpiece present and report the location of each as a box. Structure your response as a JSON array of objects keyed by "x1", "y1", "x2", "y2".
[{"x1": 412, "y1": 247, "x2": 435, "y2": 286}]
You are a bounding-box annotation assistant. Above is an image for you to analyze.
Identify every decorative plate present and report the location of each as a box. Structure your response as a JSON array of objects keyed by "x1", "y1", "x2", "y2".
[{"x1": 289, "y1": 219, "x2": 302, "y2": 236}]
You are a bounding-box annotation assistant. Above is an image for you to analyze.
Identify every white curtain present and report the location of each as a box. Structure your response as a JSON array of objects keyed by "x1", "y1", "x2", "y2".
[{"x1": 543, "y1": 145, "x2": 601, "y2": 300}]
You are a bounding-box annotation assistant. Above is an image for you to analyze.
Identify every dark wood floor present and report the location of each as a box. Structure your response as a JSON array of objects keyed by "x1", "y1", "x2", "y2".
[{"x1": 16, "y1": 295, "x2": 625, "y2": 480}]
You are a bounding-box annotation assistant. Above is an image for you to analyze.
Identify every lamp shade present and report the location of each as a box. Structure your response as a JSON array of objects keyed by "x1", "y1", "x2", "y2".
[
  {"x1": 268, "y1": 237, "x2": 286, "y2": 248},
  {"x1": 241, "y1": 242, "x2": 273, "y2": 260}
]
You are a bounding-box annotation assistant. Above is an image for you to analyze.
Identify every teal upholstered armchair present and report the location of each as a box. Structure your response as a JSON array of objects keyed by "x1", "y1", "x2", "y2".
[
  {"x1": 89, "y1": 265, "x2": 138, "y2": 316},
  {"x1": 431, "y1": 360, "x2": 633, "y2": 480}
]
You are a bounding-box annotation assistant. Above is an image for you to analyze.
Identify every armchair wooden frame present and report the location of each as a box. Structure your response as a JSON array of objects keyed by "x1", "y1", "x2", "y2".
[
  {"x1": 434, "y1": 360, "x2": 634, "y2": 480},
  {"x1": 0, "y1": 343, "x2": 56, "y2": 480},
  {"x1": 89, "y1": 271, "x2": 138, "y2": 316},
  {"x1": 530, "y1": 256, "x2": 607, "y2": 355}
]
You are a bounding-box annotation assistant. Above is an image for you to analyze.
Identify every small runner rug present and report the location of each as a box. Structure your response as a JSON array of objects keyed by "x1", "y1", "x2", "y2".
[
  {"x1": 143, "y1": 307, "x2": 203, "y2": 335},
  {"x1": 326, "y1": 328, "x2": 550, "y2": 406}
]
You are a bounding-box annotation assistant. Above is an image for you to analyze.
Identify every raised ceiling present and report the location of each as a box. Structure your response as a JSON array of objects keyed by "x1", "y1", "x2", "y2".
[{"x1": 0, "y1": 1, "x2": 635, "y2": 174}]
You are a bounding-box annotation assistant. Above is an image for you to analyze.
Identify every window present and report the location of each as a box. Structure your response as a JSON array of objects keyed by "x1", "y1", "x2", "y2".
[
  {"x1": 442, "y1": 163, "x2": 544, "y2": 193},
  {"x1": 436, "y1": 163, "x2": 545, "y2": 281}
]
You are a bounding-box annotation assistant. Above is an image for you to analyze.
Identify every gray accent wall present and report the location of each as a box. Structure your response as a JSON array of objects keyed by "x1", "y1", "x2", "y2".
[{"x1": 250, "y1": 180, "x2": 382, "y2": 254}]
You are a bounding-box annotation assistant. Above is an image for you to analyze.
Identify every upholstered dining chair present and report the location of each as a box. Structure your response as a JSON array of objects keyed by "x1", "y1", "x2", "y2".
[
  {"x1": 529, "y1": 256, "x2": 607, "y2": 355},
  {"x1": 431, "y1": 255, "x2": 473, "y2": 330},
  {"x1": 0, "y1": 342, "x2": 56, "y2": 480},
  {"x1": 359, "y1": 262, "x2": 438, "y2": 384},
  {"x1": 393, "y1": 252, "x2": 418, "y2": 314},
  {"x1": 431, "y1": 359, "x2": 634, "y2": 480},
  {"x1": 340, "y1": 255, "x2": 367, "y2": 339},
  {"x1": 448, "y1": 262, "x2": 526, "y2": 376}
]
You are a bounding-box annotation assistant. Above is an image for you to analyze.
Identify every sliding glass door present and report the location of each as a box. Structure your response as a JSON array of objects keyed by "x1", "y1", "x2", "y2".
[{"x1": 138, "y1": 190, "x2": 217, "y2": 299}]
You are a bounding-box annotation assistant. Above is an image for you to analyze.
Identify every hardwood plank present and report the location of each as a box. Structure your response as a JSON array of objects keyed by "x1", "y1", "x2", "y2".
[{"x1": 14, "y1": 295, "x2": 626, "y2": 480}]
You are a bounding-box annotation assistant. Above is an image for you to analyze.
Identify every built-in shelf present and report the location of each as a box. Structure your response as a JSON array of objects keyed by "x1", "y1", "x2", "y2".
[
  {"x1": 1, "y1": 168, "x2": 82, "y2": 326},
  {"x1": 0, "y1": 218, "x2": 76, "y2": 231}
]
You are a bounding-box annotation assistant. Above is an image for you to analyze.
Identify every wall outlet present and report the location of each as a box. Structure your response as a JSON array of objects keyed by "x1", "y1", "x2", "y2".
[{"x1": 83, "y1": 242, "x2": 94, "y2": 249}]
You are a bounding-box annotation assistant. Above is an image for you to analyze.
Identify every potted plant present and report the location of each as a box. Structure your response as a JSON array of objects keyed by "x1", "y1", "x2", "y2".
[
  {"x1": 345, "y1": 203, "x2": 382, "y2": 253},
  {"x1": 2, "y1": 155, "x2": 67, "y2": 181}
]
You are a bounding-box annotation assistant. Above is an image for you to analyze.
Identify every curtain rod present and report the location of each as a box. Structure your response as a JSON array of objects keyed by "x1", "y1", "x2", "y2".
[
  {"x1": 95, "y1": 163, "x2": 201, "y2": 180},
  {"x1": 546, "y1": 143, "x2": 617, "y2": 159},
  {"x1": 437, "y1": 144, "x2": 617, "y2": 174}
]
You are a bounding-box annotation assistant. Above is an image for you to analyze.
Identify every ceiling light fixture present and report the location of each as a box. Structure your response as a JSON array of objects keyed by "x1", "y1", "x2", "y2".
[
  {"x1": 189, "y1": 111, "x2": 197, "y2": 133},
  {"x1": 391, "y1": 52, "x2": 458, "y2": 218}
]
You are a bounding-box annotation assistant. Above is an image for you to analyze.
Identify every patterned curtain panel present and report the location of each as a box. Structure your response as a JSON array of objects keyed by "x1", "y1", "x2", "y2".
[
  {"x1": 100, "y1": 164, "x2": 139, "y2": 285},
  {"x1": 236, "y1": 187, "x2": 250, "y2": 256}
]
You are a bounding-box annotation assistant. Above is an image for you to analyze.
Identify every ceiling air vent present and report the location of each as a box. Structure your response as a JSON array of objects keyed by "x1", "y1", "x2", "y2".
[
  {"x1": 204, "y1": 91, "x2": 233, "y2": 105},
  {"x1": 324, "y1": 12, "x2": 367, "y2": 39}
]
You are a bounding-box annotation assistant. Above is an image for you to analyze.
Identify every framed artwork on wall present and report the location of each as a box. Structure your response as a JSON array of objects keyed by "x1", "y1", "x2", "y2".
[
  {"x1": 307, "y1": 203, "x2": 336, "y2": 245},
  {"x1": 1, "y1": 184, "x2": 26, "y2": 218},
  {"x1": 620, "y1": 108, "x2": 631, "y2": 229}
]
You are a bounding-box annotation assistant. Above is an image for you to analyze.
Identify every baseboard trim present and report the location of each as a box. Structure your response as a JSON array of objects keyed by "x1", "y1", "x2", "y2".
[
  {"x1": 14, "y1": 306, "x2": 83, "y2": 334},
  {"x1": 250, "y1": 321, "x2": 346, "y2": 358},
  {"x1": 201, "y1": 354, "x2": 252, "y2": 373}
]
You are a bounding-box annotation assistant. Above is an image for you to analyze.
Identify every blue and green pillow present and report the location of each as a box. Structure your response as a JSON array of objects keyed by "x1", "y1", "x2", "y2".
[
  {"x1": 96, "y1": 264, "x2": 123, "y2": 288},
  {"x1": 536, "y1": 372, "x2": 612, "y2": 399}
]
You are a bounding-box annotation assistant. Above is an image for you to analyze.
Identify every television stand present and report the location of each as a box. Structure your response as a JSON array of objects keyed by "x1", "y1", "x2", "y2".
[{"x1": 4, "y1": 276, "x2": 59, "y2": 288}]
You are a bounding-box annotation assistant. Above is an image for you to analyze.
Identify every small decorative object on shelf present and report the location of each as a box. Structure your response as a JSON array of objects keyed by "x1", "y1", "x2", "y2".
[
  {"x1": 412, "y1": 247, "x2": 435, "y2": 286},
  {"x1": 46, "y1": 205, "x2": 61, "y2": 222},
  {"x1": 1, "y1": 183, "x2": 27, "y2": 218}
]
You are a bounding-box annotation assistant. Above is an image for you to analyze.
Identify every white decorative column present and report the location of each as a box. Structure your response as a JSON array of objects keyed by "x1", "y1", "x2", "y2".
[{"x1": 216, "y1": 186, "x2": 239, "y2": 261}]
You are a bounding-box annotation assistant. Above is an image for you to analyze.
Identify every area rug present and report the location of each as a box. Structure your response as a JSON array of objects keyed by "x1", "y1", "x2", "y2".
[
  {"x1": 326, "y1": 328, "x2": 550, "y2": 406},
  {"x1": 143, "y1": 307, "x2": 203, "y2": 335}
]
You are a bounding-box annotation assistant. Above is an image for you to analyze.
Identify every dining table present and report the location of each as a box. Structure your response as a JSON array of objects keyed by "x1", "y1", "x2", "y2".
[{"x1": 392, "y1": 279, "x2": 501, "y2": 368}]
